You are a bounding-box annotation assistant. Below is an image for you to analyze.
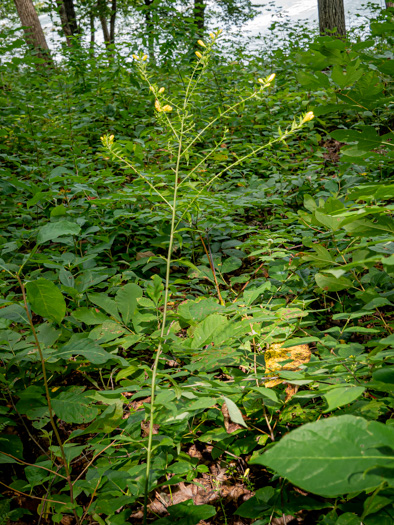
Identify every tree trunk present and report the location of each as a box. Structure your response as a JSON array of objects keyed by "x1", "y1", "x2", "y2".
[
  {"x1": 193, "y1": 0, "x2": 206, "y2": 36},
  {"x1": 317, "y1": 0, "x2": 346, "y2": 38},
  {"x1": 56, "y1": 0, "x2": 72, "y2": 46},
  {"x1": 97, "y1": 0, "x2": 110, "y2": 47},
  {"x1": 385, "y1": 1, "x2": 394, "y2": 7},
  {"x1": 63, "y1": 0, "x2": 78, "y2": 35},
  {"x1": 89, "y1": 11, "x2": 96, "y2": 56},
  {"x1": 144, "y1": 0, "x2": 155, "y2": 63},
  {"x1": 109, "y1": 0, "x2": 116, "y2": 44},
  {"x1": 13, "y1": 0, "x2": 53, "y2": 66}
]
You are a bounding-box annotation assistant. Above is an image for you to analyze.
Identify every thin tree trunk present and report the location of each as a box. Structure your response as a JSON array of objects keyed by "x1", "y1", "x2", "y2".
[
  {"x1": 13, "y1": 0, "x2": 53, "y2": 66},
  {"x1": 63, "y1": 0, "x2": 78, "y2": 35},
  {"x1": 90, "y1": 12, "x2": 96, "y2": 56},
  {"x1": 317, "y1": 0, "x2": 346, "y2": 38},
  {"x1": 97, "y1": 0, "x2": 110, "y2": 47},
  {"x1": 144, "y1": 0, "x2": 155, "y2": 64},
  {"x1": 385, "y1": 1, "x2": 394, "y2": 7},
  {"x1": 193, "y1": 0, "x2": 206, "y2": 37},
  {"x1": 110, "y1": 0, "x2": 116, "y2": 44},
  {"x1": 56, "y1": 0, "x2": 72, "y2": 46}
]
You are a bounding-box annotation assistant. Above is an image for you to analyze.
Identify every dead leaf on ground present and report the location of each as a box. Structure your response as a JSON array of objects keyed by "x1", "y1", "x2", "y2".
[
  {"x1": 141, "y1": 420, "x2": 159, "y2": 437},
  {"x1": 264, "y1": 343, "x2": 310, "y2": 389}
]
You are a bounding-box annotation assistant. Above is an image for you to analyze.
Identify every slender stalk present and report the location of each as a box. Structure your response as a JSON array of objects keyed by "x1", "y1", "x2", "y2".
[
  {"x1": 143, "y1": 116, "x2": 185, "y2": 525},
  {"x1": 199, "y1": 234, "x2": 224, "y2": 305}
]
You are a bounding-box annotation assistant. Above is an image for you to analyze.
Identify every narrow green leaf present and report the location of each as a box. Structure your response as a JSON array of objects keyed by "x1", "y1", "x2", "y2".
[{"x1": 222, "y1": 397, "x2": 247, "y2": 428}]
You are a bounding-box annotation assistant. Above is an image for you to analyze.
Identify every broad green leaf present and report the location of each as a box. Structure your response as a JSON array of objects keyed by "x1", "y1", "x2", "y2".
[
  {"x1": 191, "y1": 314, "x2": 228, "y2": 349},
  {"x1": 26, "y1": 279, "x2": 66, "y2": 324},
  {"x1": 250, "y1": 415, "x2": 394, "y2": 497},
  {"x1": 219, "y1": 256, "x2": 242, "y2": 274},
  {"x1": 89, "y1": 321, "x2": 127, "y2": 344},
  {"x1": 315, "y1": 273, "x2": 353, "y2": 292},
  {"x1": 37, "y1": 220, "x2": 81, "y2": 244},
  {"x1": 235, "y1": 487, "x2": 275, "y2": 518},
  {"x1": 0, "y1": 304, "x2": 29, "y2": 325},
  {"x1": 88, "y1": 293, "x2": 121, "y2": 321},
  {"x1": 314, "y1": 211, "x2": 345, "y2": 232},
  {"x1": 372, "y1": 367, "x2": 394, "y2": 385},
  {"x1": 146, "y1": 274, "x2": 164, "y2": 305},
  {"x1": 115, "y1": 283, "x2": 142, "y2": 324},
  {"x1": 177, "y1": 298, "x2": 223, "y2": 323},
  {"x1": 222, "y1": 396, "x2": 247, "y2": 428},
  {"x1": 56, "y1": 338, "x2": 128, "y2": 365},
  {"x1": 243, "y1": 282, "x2": 271, "y2": 306},
  {"x1": 152, "y1": 499, "x2": 216, "y2": 525},
  {"x1": 73, "y1": 307, "x2": 109, "y2": 325},
  {"x1": 52, "y1": 387, "x2": 99, "y2": 423},
  {"x1": 323, "y1": 386, "x2": 365, "y2": 413},
  {"x1": 0, "y1": 434, "x2": 23, "y2": 463}
]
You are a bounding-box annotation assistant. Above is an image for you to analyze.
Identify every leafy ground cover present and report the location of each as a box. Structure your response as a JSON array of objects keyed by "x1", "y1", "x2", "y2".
[{"x1": 0, "y1": 11, "x2": 394, "y2": 525}]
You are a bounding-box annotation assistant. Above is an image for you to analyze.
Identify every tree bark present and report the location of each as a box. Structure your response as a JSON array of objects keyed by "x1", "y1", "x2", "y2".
[
  {"x1": 317, "y1": 0, "x2": 346, "y2": 38},
  {"x1": 56, "y1": 0, "x2": 72, "y2": 46},
  {"x1": 385, "y1": 1, "x2": 394, "y2": 7},
  {"x1": 13, "y1": 0, "x2": 53, "y2": 66},
  {"x1": 144, "y1": 0, "x2": 155, "y2": 63},
  {"x1": 63, "y1": 0, "x2": 78, "y2": 35},
  {"x1": 89, "y1": 11, "x2": 96, "y2": 56},
  {"x1": 109, "y1": 0, "x2": 116, "y2": 44},
  {"x1": 97, "y1": 0, "x2": 111, "y2": 47},
  {"x1": 193, "y1": 0, "x2": 206, "y2": 36}
]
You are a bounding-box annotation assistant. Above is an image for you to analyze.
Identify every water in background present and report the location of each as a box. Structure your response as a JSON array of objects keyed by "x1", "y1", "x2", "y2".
[
  {"x1": 243, "y1": 0, "x2": 384, "y2": 37},
  {"x1": 16, "y1": 0, "x2": 387, "y2": 53}
]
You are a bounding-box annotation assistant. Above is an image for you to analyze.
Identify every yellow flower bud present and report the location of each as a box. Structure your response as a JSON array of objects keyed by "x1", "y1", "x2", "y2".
[
  {"x1": 158, "y1": 87, "x2": 165, "y2": 93},
  {"x1": 198, "y1": 39, "x2": 206, "y2": 48},
  {"x1": 258, "y1": 78, "x2": 264, "y2": 84},
  {"x1": 303, "y1": 111, "x2": 314, "y2": 123},
  {"x1": 142, "y1": 54, "x2": 148, "y2": 61},
  {"x1": 155, "y1": 99, "x2": 162, "y2": 112},
  {"x1": 162, "y1": 105, "x2": 172, "y2": 112},
  {"x1": 132, "y1": 54, "x2": 139, "y2": 60},
  {"x1": 267, "y1": 73, "x2": 276, "y2": 83},
  {"x1": 149, "y1": 86, "x2": 155, "y2": 92},
  {"x1": 210, "y1": 32, "x2": 215, "y2": 39},
  {"x1": 195, "y1": 51, "x2": 202, "y2": 59}
]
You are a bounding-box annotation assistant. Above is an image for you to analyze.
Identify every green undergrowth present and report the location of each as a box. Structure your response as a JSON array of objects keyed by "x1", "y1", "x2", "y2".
[{"x1": 0, "y1": 11, "x2": 394, "y2": 525}]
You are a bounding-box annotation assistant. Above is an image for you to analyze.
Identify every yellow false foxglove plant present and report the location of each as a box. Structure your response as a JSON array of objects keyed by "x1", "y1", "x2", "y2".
[{"x1": 100, "y1": 31, "x2": 314, "y2": 525}]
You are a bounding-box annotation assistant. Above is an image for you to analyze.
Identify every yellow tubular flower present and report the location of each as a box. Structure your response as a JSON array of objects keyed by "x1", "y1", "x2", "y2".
[
  {"x1": 303, "y1": 111, "x2": 314, "y2": 123},
  {"x1": 267, "y1": 73, "x2": 276, "y2": 83},
  {"x1": 162, "y1": 105, "x2": 172, "y2": 112},
  {"x1": 158, "y1": 87, "x2": 165, "y2": 93},
  {"x1": 132, "y1": 54, "x2": 139, "y2": 60},
  {"x1": 198, "y1": 39, "x2": 206, "y2": 48},
  {"x1": 258, "y1": 78, "x2": 264, "y2": 84},
  {"x1": 142, "y1": 54, "x2": 148, "y2": 61},
  {"x1": 155, "y1": 100, "x2": 162, "y2": 112},
  {"x1": 195, "y1": 51, "x2": 202, "y2": 59},
  {"x1": 209, "y1": 32, "x2": 215, "y2": 39}
]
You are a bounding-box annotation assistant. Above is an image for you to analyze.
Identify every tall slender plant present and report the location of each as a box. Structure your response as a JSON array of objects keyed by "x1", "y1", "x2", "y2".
[{"x1": 101, "y1": 32, "x2": 314, "y2": 522}]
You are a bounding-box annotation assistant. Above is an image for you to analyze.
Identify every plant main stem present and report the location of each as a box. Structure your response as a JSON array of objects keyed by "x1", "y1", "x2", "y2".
[{"x1": 143, "y1": 118, "x2": 184, "y2": 525}]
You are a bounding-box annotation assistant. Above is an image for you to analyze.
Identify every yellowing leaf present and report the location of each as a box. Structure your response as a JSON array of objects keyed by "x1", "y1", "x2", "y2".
[{"x1": 265, "y1": 343, "x2": 311, "y2": 388}]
